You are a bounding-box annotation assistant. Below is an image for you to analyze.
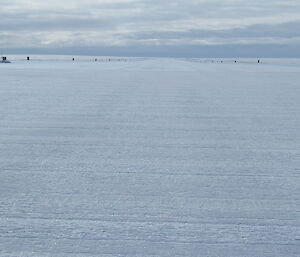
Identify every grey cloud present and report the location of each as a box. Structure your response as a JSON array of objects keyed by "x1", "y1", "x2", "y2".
[
  {"x1": 0, "y1": 12, "x2": 117, "y2": 31},
  {"x1": 133, "y1": 21, "x2": 300, "y2": 41},
  {"x1": 1, "y1": 0, "x2": 300, "y2": 56}
]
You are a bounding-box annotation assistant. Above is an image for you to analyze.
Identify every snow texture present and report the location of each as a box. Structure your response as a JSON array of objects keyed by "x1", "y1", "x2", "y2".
[{"x1": 0, "y1": 57, "x2": 300, "y2": 257}]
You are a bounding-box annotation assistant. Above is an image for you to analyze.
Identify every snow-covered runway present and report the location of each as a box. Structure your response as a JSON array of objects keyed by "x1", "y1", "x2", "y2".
[{"x1": 1, "y1": 58, "x2": 299, "y2": 256}]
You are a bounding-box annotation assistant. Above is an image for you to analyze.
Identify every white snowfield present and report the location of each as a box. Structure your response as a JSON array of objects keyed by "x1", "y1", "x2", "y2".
[{"x1": 0, "y1": 57, "x2": 299, "y2": 257}]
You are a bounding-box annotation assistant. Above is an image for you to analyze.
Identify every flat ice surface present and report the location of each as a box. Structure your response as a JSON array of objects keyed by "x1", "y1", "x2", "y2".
[{"x1": 0, "y1": 58, "x2": 300, "y2": 257}]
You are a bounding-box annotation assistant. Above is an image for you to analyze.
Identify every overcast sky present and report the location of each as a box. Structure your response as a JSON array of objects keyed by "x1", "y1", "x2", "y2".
[{"x1": 1, "y1": 0, "x2": 300, "y2": 57}]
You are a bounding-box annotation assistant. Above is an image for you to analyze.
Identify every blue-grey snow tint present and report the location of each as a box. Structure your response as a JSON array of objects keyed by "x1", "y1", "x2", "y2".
[{"x1": 0, "y1": 57, "x2": 300, "y2": 256}]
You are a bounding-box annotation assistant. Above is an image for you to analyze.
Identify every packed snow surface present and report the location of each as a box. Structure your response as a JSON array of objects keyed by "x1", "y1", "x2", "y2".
[{"x1": 0, "y1": 57, "x2": 300, "y2": 257}]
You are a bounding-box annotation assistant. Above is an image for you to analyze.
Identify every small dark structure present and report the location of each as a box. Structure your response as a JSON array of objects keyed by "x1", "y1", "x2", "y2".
[
  {"x1": 72, "y1": 58, "x2": 75, "y2": 61},
  {"x1": 1, "y1": 56, "x2": 11, "y2": 63},
  {"x1": 27, "y1": 56, "x2": 30, "y2": 61},
  {"x1": 258, "y1": 60, "x2": 260, "y2": 63}
]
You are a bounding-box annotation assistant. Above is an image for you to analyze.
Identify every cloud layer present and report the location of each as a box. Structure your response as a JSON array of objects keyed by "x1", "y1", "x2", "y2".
[{"x1": 1, "y1": 0, "x2": 300, "y2": 55}]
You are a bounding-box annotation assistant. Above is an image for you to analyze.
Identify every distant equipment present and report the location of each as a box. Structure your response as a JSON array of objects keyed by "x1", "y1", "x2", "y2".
[
  {"x1": 27, "y1": 56, "x2": 30, "y2": 61},
  {"x1": 1, "y1": 49, "x2": 11, "y2": 63},
  {"x1": 1, "y1": 56, "x2": 11, "y2": 63}
]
